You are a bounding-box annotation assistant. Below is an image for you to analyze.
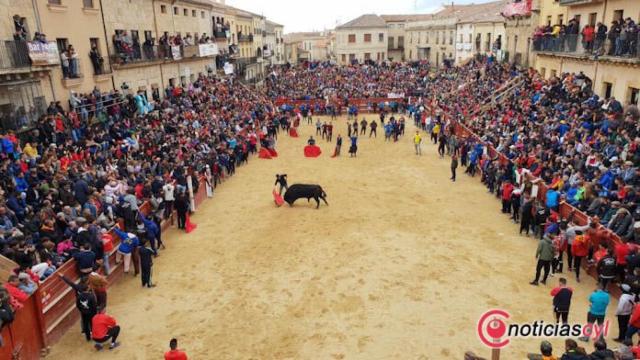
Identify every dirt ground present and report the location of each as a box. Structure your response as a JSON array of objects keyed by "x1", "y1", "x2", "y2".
[{"x1": 47, "y1": 115, "x2": 618, "y2": 360}]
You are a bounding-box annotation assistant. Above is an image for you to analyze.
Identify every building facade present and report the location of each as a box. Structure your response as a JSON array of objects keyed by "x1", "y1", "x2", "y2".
[
  {"x1": 284, "y1": 32, "x2": 330, "y2": 64},
  {"x1": 533, "y1": 0, "x2": 640, "y2": 106},
  {"x1": 502, "y1": 0, "x2": 540, "y2": 67},
  {"x1": 0, "y1": 0, "x2": 57, "y2": 130},
  {"x1": 335, "y1": 14, "x2": 388, "y2": 64}
]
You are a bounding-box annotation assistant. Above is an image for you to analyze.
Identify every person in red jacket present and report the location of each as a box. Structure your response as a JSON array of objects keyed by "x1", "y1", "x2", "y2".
[
  {"x1": 571, "y1": 232, "x2": 590, "y2": 283},
  {"x1": 165, "y1": 338, "x2": 188, "y2": 360},
  {"x1": 4, "y1": 274, "x2": 28, "y2": 304},
  {"x1": 625, "y1": 302, "x2": 640, "y2": 341},
  {"x1": 615, "y1": 240, "x2": 631, "y2": 282},
  {"x1": 91, "y1": 307, "x2": 121, "y2": 350},
  {"x1": 501, "y1": 180, "x2": 514, "y2": 214}
]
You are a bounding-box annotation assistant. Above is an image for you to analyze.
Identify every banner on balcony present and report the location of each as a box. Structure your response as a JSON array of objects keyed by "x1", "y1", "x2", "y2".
[
  {"x1": 171, "y1": 46, "x2": 182, "y2": 60},
  {"x1": 502, "y1": 0, "x2": 532, "y2": 17},
  {"x1": 223, "y1": 62, "x2": 234, "y2": 75},
  {"x1": 198, "y1": 43, "x2": 219, "y2": 57},
  {"x1": 27, "y1": 41, "x2": 60, "y2": 66}
]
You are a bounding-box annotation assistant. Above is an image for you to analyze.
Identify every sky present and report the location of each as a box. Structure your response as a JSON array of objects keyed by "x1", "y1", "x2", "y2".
[{"x1": 226, "y1": 0, "x2": 497, "y2": 33}]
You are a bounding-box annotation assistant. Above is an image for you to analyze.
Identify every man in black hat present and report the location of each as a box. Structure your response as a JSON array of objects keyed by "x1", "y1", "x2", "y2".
[{"x1": 138, "y1": 237, "x2": 155, "y2": 288}]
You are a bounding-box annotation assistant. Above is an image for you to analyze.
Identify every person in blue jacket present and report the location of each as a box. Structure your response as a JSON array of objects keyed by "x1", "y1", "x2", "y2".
[
  {"x1": 138, "y1": 211, "x2": 162, "y2": 255},
  {"x1": 113, "y1": 226, "x2": 139, "y2": 274}
]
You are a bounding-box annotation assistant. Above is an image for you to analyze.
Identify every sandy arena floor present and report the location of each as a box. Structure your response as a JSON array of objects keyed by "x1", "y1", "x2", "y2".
[{"x1": 47, "y1": 115, "x2": 617, "y2": 359}]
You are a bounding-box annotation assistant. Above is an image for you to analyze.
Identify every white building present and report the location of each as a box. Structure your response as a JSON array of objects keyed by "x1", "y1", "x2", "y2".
[
  {"x1": 265, "y1": 20, "x2": 285, "y2": 65},
  {"x1": 335, "y1": 14, "x2": 388, "y2": 64}
]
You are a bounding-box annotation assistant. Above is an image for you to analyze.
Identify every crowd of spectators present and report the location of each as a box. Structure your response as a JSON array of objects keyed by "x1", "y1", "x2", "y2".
[
  {"x1": 265, "y1": 61, "x2": 432, "y2": 100},
  {"x1": 0, "y1": 74, "x2": 276, "y2": 318}
]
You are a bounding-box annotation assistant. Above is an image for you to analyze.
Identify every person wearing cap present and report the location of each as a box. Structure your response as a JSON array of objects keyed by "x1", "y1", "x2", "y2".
[
  {"x1": 164, "y1": 338, "x2": 188, "y2": 360},
  {"x1": 615, "y1": 284, "x2": 635, "y2": 342},
  {"x1": 138, "y1": 238, "x2": 155, "y2": 288}
]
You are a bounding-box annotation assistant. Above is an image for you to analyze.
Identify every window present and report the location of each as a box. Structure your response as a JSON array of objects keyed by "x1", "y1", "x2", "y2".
[
  {"x1": 364, "y1": 52, "x2": 371, "y2": 60},
  {"x1": 161, "y1": 5, "x2": 166, "y2": 13},
  {"x1": 449, "y1": 31, "x2": 453, "y2": 45},
  {"x1": 183, "y1": 8, "x2": 188, "y2": 16},
  {"x1": 173, "y1": 7, "x2": 178, "y2": 15},
  {"x1": 468, "y1": 34, "x2": 472, "y2": 43},
  {"x1": 459, "y1": 34, "x2": 463, "y2": 43},
  {"x1": 630, "y1": 87, "x2": 640, "y2": 105},
  {"x1": 540, "y1": 67, "x2": 546, "y2": 78},
  {"x1": 341, "y1": 54, "x2": 346, "y2": 62},
  {"x1": 550, "y1": 69, "x2": 557, "y2": 78},
  {"x1": 378, "y1": 33, "x2": 384, "y2": 42},
  {"x1": 144, "y1": 31, "x2": 152, "y2": 41},
  {"x1": 348, "y1": 34, "x2": 356, "y2": 43},
  {"x1": 588, "y1": 13, "x2": 597, "y2": 26},
  {"x1": 201, "y1": 11, "x2": 205, "y2": 18},
  {"x1": 89, "y1": 37, "x2": 99, "y2": 52},
  {"x1": 558, "y1": 14, "x2": 564, "y2": 25},
  {"x1": 398, "y1": 36, "x2": 404, "y2": 48},
  {"x1": 364, "y1": 33, "x2": 371, "y2": 42},
  {"x1": 546, "y1": 16, "x2": 552, "y2": 26},
  {"x1": 613, "y1": 10, "x2": 624, "y2": 22},
  {"x1": 192, "y1": 10, "x2": 196, "y2": 17},
  {"x1": 349, "y1": 53, "x2": 355, "y2": 62},
  {"x1": 388, "y1": 36, "x2": 394, "y2": 48},
  {"x1": 409, "y1": 50, "x2": 412, "y2": 59},
  {"x1": 48, "y1": 0, "x2": 61, "y2": 4},
  {"x1": 83, "y1": 0, "x2": 94, "y2": 8},
  {"x1": 603, "y1": 82, "x2": 613, "y2": 98}
]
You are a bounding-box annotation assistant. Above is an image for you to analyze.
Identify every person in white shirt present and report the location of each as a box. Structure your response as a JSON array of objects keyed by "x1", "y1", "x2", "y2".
[
  {"x1": 162, "y1": 182, "x2": 175, "y2": 219},
  {"x1": 615, "y1": 284, "x2": 636, "y2": 342}
]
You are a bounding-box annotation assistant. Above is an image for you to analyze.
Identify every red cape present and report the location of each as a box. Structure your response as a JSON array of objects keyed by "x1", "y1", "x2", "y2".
[{"x1": 304, "y1": 145, "x2": 322, "y2": 158}]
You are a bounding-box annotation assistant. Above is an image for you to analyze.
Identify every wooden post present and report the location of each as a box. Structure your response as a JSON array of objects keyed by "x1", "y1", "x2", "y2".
[{"x1": 491, "y1": 348, "x2": 500, "y2": 360}]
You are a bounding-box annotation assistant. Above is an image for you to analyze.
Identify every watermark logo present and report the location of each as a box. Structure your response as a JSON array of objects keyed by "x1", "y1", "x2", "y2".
[{"x1": 477, "y1": 309, "x2": 610, "y2": 349}]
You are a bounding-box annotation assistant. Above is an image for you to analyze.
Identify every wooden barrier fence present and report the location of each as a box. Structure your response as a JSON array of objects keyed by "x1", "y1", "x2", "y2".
[{"x1": 0, "y1": 176, "x2": 209, "y2": 359}]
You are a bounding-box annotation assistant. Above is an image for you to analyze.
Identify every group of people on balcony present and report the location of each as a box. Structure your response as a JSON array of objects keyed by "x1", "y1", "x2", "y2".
[
  {"x1": 533, "y1": 16, "x2": 639, "y2": 57},
  {"x1": 60, "y1": 44, "x2": 80, "y2": 79},
  {"x1": 113, "y1": 30, "x2": 219, "y2": 65}
]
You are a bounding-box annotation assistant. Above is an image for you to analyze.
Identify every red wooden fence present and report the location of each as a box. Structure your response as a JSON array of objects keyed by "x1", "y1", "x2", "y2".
[{"x1": 0, "y1": 177, "x2": 209, "y2": 359}]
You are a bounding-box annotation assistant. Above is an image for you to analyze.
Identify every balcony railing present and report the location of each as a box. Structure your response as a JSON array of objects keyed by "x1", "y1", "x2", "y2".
[
  {"x1": 532, "y1": 33, "x2": 640, "y2": 61},
  {"x1": 214, "y1": 30, "x2": 228, "y2": 39},
  {"x1": 0, "y1": 40, "x2": 31, "y2": 69},
  {"x1": 238, "y1": 34, "x2": 253, "y2": 43}
]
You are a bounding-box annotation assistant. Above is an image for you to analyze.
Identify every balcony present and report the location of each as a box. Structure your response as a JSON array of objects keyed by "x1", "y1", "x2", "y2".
[
  {"x1": 532, "y1": 33, "x2": 640, "y2": 64},
  {"x1": 238, "y1": 34, "x2": 253, "y2": 43},
  {"x1": 60, "y1": 59, "x2": 84, "y2": 88},
  {"x1": 559, "y1": 0, "x2": 598, "y2": 5},
  {"x1": 0, "y1": 40, "x2": 31, "y2": 71},
  {"x1": 214, "y1": 30, "x2": 228, "y2": 40}
]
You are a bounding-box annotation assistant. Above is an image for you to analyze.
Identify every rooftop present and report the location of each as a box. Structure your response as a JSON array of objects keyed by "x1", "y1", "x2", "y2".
[{"x1": 336, "y1": 14, "x2": 387, "y2": 29}]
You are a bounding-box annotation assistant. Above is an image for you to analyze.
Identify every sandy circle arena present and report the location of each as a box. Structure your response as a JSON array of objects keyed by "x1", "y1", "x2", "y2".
[{"x1": 47, "y1": 115, "x2": 617, "y2": 359}]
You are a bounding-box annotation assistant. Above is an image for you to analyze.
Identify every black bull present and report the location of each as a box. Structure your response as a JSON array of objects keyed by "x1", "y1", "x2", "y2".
[{"x1": 283, "y1": 184, "x2": 328, "y2": 209}]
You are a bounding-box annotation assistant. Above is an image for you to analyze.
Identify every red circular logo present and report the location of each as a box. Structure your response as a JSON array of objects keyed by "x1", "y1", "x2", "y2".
[{"x1": 477, "y1": 309, "x2": 511, "y2": 349}]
